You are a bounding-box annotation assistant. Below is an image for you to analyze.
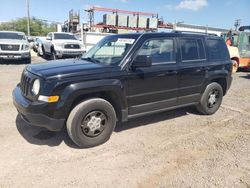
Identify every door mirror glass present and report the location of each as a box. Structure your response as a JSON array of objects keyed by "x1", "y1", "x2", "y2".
[
  {"x1": 132, "y1": 55, "x2": 152, "y2": 69},
  {"x1": 46, "y1": 36, "x2": 52, "y2": 40}
]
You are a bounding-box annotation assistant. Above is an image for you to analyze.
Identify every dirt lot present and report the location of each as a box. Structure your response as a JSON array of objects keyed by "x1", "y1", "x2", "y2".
[{"x1": 0, "y1": 57, "x2": 250, "y2": 188}]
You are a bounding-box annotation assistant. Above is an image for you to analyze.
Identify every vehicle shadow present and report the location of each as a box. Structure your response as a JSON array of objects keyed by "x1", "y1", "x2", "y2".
[
  {"x1": 115, "y1": 107, "x2": 196, "y2": 132},
  {"x1": 15, "y1": 114, "x2": 78, "y2": 148},
  {"x1": 240, "y1": 74, "x2": 250, "y2": 79},
  {"x1": 15, "y1": 107, "x2": 197, "y2": 148}
]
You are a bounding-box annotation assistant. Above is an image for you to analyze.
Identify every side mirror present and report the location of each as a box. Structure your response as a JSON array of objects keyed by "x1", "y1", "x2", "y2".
[
  {"x1": 131, "y1": 55, "x2": 152, "y2": 69},
  {"x1": 46, "y1": 37, "x2": 52, "y2": 41}
]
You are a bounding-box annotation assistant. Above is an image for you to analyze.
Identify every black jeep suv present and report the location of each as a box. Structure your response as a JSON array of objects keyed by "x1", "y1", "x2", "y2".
[{"x1": 13, "y1": 32, "x2": 233, "y2": 148}]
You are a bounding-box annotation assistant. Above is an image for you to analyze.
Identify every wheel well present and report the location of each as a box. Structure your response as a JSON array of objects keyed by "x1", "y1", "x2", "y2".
[
  {"x1": 211, "y1": 78, "x2": 227, "y2": 95},
  {"x1": 231, "y1": 57, "x2": 239, "y2": 64},
  {"x1": 51, "y1": 46, "x2": 54, "y2": 53},
  {"x1": 69, "y1": 91, "x2": 122, "y2": 122}
]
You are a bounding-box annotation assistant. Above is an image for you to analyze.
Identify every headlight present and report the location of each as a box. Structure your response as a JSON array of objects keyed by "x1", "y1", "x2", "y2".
[
  {"x1": 23, "y1": 44, "x2": 29, "y2": 50},
  {"x1": 32, "y1": 79, "x2": 40, "y2": 95},
  {"x1": 54, "y1": 42, "x2": 63, "y2": 47}
]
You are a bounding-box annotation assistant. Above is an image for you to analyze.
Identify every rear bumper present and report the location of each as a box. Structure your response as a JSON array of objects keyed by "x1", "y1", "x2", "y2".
[{"x1": 12, "y1": 87, "x2": 65, "y2": 131}]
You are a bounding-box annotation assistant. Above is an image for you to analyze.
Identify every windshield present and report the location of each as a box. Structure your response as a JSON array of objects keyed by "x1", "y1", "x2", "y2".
[
  {"x1": 82, "y1": 35, "x2": 138, "y2": 66},
  {"x1": 0, "y1": 32, "x2": 26, "y2": 40},
  {"x1": 238, "y1": 32, "x2": 250, "y2": 58},
  {"x1": 54, "y1": 33, "x2": 77, "y2": 40}
]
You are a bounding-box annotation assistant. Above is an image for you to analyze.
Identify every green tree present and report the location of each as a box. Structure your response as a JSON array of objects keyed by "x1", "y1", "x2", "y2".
[{"x1": 0, "y1": 17, "x2": 56, "y2": 36}]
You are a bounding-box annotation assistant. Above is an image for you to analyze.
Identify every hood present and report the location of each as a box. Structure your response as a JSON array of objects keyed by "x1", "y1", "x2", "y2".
[
  {"x1": 26, "y1": 59, "x2": 120, "y2": 80},
  {"x1": 53, "y1": 39, "x2": 81, "y2": 44}
]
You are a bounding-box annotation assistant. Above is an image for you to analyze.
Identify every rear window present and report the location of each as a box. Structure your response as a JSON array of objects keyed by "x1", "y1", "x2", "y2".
[
  {"x1": 206, "y1": 39, "x2": 228, "y2": 61},
  {"x1": 180, "y1": 38, "x2": 205, "y2": 61}
]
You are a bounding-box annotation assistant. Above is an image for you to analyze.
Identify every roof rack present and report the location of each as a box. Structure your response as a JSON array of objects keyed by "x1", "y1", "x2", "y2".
[{"x1": 172, "y1": 30, "x2": 218, "y2": 36}]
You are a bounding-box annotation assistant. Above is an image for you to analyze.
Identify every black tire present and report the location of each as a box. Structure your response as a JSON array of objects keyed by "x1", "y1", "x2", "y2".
[
  {"x1": 196, "y1": 82, "x2": 223, "y2": 115},
  {"x1": 26, "y1": 57, "x2": 31, "y2": 64},
  {"x1": 67, "y1": 98, "x2": 116, "y2": 148},
  {"x1": 51, "y1": 50, "x2": 57, "y2": 60},
  {"x1": 42, "y1": 46, "x2": 48, "y2": 59}
]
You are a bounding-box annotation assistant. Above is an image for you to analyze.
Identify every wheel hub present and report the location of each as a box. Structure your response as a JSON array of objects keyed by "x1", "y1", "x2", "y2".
[
  {"x1": 87, "y1": 116, "x2": 102, "y2": 132},
  {"x1": 208, "y1": 93, "x2": 216, "y2": 104},
  {"x1": 81, "y1": 111, "x2": 107, "y2": 137}
]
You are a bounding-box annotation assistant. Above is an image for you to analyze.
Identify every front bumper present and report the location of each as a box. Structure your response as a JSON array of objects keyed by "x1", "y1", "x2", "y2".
[
  {"x1": 12, "y1": 86, "x2": 65, "y2": 131},
  {"x1": 55, "y1": 49, "x2": 85, "y2": 58},
  {"x1": 0, "y1": 52, "x2": 30, "y2": 60}
]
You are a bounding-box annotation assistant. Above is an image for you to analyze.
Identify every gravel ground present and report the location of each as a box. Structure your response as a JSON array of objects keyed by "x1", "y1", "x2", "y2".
[{"x1": 0, "y1": 57, "x2": 250, "y2": 188}]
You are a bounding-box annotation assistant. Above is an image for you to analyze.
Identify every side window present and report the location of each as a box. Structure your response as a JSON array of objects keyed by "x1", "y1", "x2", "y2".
[
  {"x1": 137, "y1": 38, "x2": 175, "y2": 64},
  {"x1": 197, "y1": 39, "x2": 205, "y2": 59},
  {"x1": 47, "y1": 33, "x2": 52, "y2": 39},
  {"x1": 207, "y1": 39, "x2": 228, "y2": 61},
  {"x1": 180, "y1": 39, "x2": 198, "y2": 61},
  {"x1": 180, "y1": 38, "x2": 205, "y2": 61}
]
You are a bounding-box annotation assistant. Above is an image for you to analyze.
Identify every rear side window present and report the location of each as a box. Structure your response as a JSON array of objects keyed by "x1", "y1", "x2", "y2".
[
  {"x1": 180, "y1": 38, "x2": 205, "y2": 61},
  {"x1": 137, "y1": 38, "x2": 175, "y2": 64},
  {"x1": 206, "y1": 39, "x2": 228, "y2": 61}
]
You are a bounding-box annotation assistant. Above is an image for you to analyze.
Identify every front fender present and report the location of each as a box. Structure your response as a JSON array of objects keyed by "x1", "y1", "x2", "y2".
[{"x1": 54, "y1": 79, "x2": 127, "y2": 118}]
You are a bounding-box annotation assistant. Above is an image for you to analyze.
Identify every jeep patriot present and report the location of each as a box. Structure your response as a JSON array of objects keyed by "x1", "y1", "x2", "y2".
[{"x1": 13, "y1": 32, "x2": 233, "y2": 148}]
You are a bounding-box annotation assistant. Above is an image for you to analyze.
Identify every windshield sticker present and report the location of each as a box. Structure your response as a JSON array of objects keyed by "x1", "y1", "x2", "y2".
[{"x1": 117, "y1": 38, "x2": 135, "y2": 44}]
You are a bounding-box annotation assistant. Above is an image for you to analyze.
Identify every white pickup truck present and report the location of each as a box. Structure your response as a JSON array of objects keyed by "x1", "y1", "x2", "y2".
[
  {"x1": 0, "y1": 31, "x2": 31, "y2": 64},
  {"x1": 42, "y1": 32, "x2": 85, "y2": 59}
]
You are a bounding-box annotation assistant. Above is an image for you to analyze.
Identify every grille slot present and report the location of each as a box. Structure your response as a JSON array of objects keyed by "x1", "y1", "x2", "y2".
[
  {"x1": 0, "y1": 44, "x2": 20, "y2": 51},
  {"x1": 20, "y1": 72, "x2": 31, "y2": 96},
  {"x1": 64, "y1": 44, "x2": 80, "y2": 49}
]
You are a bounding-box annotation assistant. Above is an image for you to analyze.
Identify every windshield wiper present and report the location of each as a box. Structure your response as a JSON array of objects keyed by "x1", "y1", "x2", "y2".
[{"x1": 81, "y1": 57, "x2": 100, "y2": 64}]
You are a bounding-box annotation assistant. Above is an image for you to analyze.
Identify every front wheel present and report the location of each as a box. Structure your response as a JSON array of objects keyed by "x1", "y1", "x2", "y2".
[
  {"x1": 196, "y1": 82, "x2": 223, "y2": 115},
  {"x1": 51, "y1": 50, "x2": 57, "y2": 60},
  {"x1": 66, "y1": 98, "x2": 116, "y2": 148}
]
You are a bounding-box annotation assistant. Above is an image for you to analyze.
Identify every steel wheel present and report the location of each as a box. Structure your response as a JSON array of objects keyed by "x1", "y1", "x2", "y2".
[
  {"x1": 207, "y1": 89, "x2": 220, "y2": 108},
  {"x1": 81, "y1": 111, "x2": 107, "y2": 137}
]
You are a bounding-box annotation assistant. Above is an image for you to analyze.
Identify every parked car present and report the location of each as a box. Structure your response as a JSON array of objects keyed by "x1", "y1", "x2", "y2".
[
  {"x1": 42, "y1": 32, "x2": 85, "y2": 59},
  {"x1": 33, "y1": 37, "x2": 46, "y2": 56},
  {"x1": 0, "y1": 31, "x2": 31, "y2": 64},
  {"x1": 13, "y1": 32, "x2": 233, "y2": 148}
]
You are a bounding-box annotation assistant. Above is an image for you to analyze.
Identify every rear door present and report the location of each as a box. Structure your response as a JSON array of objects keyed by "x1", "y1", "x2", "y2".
[{"x1": 178, "y1": 37, "x2": 207, "y2": 105}]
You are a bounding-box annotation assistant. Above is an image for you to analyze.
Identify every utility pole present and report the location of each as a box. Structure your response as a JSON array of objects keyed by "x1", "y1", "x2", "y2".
[
  {"x1": 26, "y1": 0, "x2": 30, "y2": 36},
  {"x1": 234, "y1": 19, "x2": 241, "y2": 31}
]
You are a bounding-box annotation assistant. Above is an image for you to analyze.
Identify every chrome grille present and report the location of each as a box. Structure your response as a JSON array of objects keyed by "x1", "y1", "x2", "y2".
[
  {"x1": 0, "y1": 44, "x2": 20, "y2": 51},
  {"x1": 64, "y1": 44, "x2": 80, "y2": 49},
  {"x1": 20, "y1": 71, "x2": 31, "y2": 96}
]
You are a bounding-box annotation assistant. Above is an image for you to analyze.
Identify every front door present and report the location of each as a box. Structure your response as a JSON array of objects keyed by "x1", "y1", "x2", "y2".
[{"x1": 127, "y1": 37, "x2": 179, "y2": 117}]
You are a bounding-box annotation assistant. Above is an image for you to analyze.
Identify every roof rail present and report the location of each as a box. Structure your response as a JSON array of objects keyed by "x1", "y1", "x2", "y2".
[{"x1": 172, "y1": 30, "x2": 218, "y2": 36}]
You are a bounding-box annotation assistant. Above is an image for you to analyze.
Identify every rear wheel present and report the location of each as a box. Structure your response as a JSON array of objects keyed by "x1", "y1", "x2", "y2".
[
  {"x1": 66, "y1": 98, "x2": 116, "y2": 148},
  {"x1": 196, "y1": 82, "x2": 223, "y2": 115}
]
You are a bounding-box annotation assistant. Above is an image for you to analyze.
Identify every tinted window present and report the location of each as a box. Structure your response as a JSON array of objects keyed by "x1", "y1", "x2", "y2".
[
  {"x1": 0, "y1": 32, "x2": 26, "y2": 40},
  {"x1": 207, "y1": 39, "x2": 228, "y2": 60},
  {"x1": 180, "y1": 39, "x2": 198, "y2": 61},
  {"x1": 197, "y1": 39, "x2": 205, "y2": 59},
  {"x1": 137, "y1": 38, "x2": 175, "y2": 64}
]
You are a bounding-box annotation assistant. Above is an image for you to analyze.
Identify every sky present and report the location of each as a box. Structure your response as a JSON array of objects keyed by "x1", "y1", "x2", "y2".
[{"x1": 0, "y1": 0, "x2": 249, "y2": 29}]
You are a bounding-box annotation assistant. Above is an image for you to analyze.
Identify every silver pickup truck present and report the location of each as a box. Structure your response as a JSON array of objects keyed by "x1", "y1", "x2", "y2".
[
  {"x1": 0, "y1": 31, "x2": 31, "y2": 64},
  {"x1": 42, "y1": 32, "x2": 85, "y2": 59}
]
